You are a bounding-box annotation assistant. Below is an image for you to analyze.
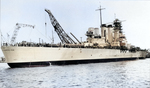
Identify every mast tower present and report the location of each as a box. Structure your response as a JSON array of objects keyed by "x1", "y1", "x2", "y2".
[{"x1": 96, "y1": 5, "x2": 105, "y2": 27}]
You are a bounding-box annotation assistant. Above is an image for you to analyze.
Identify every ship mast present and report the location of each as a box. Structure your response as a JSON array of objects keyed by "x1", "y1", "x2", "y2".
[{"x1": 96, "y1": 5, "x2": 105, "y2": 27}]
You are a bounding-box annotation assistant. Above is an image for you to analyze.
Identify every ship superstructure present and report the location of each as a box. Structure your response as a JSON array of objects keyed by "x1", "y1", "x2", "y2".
[
  {"x1": 84, "y1": 19, "x2": 128, "y2": 49},
  {"x1": 0, "y1": 7, "x2": 146, "y2": 68}
]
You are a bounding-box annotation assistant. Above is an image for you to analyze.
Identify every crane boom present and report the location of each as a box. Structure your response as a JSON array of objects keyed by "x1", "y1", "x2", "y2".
[
  {"x1": 45, "y1": 9, "x2": 76, "y2": 44},
  {"x1": 70, "y1": 32, "x2": 81, "y2": 44},
  {"x1": 10, "y1": 23, "x2": 34, "y2": 44}
]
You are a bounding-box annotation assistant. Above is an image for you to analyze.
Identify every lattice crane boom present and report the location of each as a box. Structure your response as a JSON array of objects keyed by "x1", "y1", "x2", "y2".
[
  {"x1": 10, "y1": 23, "x2": 34, "y2": 44},
  {"x1": 45, "y1": 9, "x2": 76, "y2": 44}
]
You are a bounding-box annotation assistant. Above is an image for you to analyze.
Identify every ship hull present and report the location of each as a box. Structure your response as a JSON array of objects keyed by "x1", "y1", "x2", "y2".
[
  {"x1": 50, "y1": 57, "x2": 140, "y2": 65},
  {"x1": 8, "y1": 62, "x2": 50, "y2": 68},
  {"x1": 1, "y1": 46, "x2": 146, "y2": 67}
]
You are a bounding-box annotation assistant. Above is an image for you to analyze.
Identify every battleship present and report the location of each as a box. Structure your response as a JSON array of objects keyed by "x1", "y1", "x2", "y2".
[{"x1": 1, "y1": 7, "x2": 146, "y2": 68}]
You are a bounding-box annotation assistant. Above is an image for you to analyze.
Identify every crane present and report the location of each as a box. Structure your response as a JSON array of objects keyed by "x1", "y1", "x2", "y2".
[
  {"x1": 45, "y1": 9, "x2": 76, "y2": 44},
  {"x1": 10, "y1": 23, "x2": 34, "y2": 44}
]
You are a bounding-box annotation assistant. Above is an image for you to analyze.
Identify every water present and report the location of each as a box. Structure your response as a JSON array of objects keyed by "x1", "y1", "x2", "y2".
[{"x1": 0, "y1": 59, "x2": 150, "y2": 88}]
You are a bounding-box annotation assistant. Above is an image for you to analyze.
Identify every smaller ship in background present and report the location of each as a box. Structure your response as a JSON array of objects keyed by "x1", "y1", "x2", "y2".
[{"x1": 146, "y1": 49, "x2": 150, "y2": 58}]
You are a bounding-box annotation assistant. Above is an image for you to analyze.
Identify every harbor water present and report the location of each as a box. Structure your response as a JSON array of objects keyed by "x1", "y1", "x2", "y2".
[{"x1": 0, "y1": 59, "x2": 150, "y2": 88}]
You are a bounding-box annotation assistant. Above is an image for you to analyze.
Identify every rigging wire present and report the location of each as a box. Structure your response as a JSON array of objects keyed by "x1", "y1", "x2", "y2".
[
  {"x1": 45, "y1": 12, "x2": 47, "y2": 37},
  {"x1": 6, "y1": 27, "x2": 15, "y2": 34},
  {"x1": 1, "y1": 34, "x2": 7, "y2": 42},
  {"x1": 35, "y1": 28, "x2": 51, "y2": 42},
  {"x1": 0, "y1": 0, "x2": 1, "y2": 46}
]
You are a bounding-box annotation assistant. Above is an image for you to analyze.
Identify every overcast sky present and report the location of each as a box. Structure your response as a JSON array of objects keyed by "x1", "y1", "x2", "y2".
[{"x1": 0, "y1": 0, "x2": 150, "y2": 52}]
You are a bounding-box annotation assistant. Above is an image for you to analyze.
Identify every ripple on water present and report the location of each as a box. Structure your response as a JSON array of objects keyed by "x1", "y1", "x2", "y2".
[{"x1": 0, "y1": 59, "x2": 150, "y2": 88}]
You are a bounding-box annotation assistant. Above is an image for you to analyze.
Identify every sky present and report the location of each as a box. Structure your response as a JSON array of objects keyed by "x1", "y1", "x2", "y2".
[{"x1": 0, "y1": 0, "x2": 150, "y2": 54}]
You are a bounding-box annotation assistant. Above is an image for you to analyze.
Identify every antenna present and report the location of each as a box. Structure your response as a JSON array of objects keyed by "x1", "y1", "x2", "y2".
[
  {"x1": 114, "y1": 13, "x2": 116, "y2": 19},
  {"x1": 52, "y1": 30, "x2": 54, "y2": 44},
  {"x1": 96, "y1": 5, "x2": 105, "y2": 28}
]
